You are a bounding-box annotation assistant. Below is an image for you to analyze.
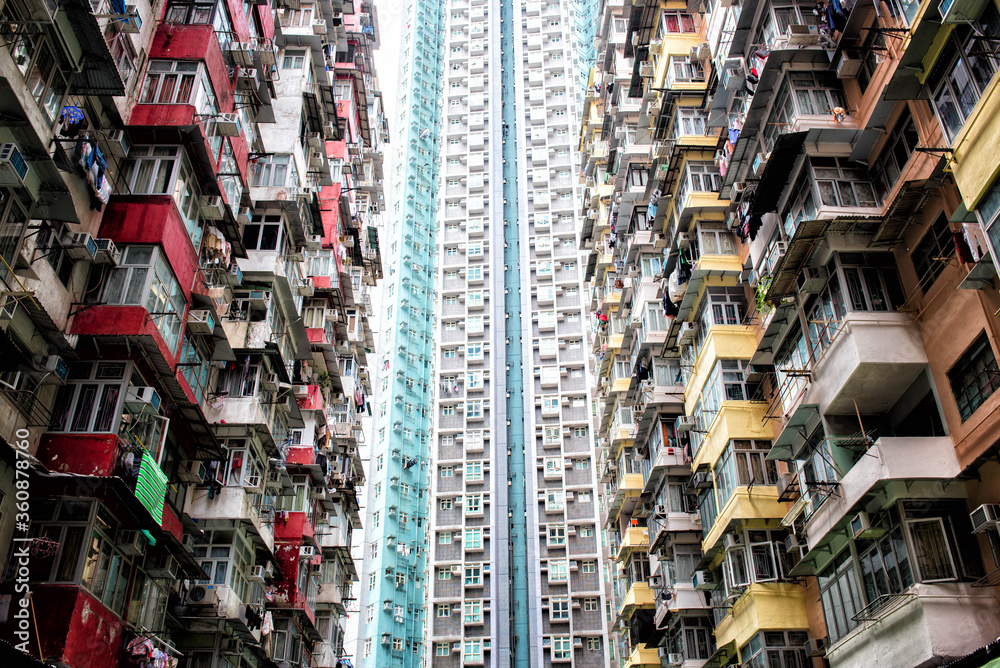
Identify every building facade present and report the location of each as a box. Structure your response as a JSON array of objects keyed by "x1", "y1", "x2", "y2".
[
  {"x1": 579, "y1": 0, "x2": 1000, "y2": 666},
  {"x1": 424, "y1": 0, "x2": 611, "y2": 666},
  {"x1": 0, "y1": 0, "x2": 386, "y2": 666},
  {"x1": 353, "y1": 0, "x2": 444, "y2": 665}
]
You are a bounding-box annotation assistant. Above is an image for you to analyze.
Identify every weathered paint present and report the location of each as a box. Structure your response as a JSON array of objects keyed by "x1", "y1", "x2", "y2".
[
  {"x1": 36, "y1": 433, "x2": 118, "y2": 476},
  {"x1": 71, "y1": 305, "x2": 181, "y2": 369}
]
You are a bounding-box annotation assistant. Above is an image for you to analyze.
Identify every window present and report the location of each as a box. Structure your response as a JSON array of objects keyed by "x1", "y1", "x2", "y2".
[
  {"x1": 464, "y1": 600, "x2": 482, "y2": 623},
  {"x1": 98, "y1": 246, "x2": 186, "y2": 352},
  {"x1": 439, "y1": 532, "x2": 452, "y2": 545},
  {"x1": 243, "y1": 213, "x2": 284, "y2": 251},
  {"x1": 465, "y1": 565, "x2": 482, "y2": 586},
  {"x1": 948, "y1": 332, "x2": 1000, "y2": 421},
  {"x1": 464, "y1": 640, "x2": 482, "y2": 663},
  {"x1": 437, "y1": 604, "x2": 451, "y2": 617},
  {"x1": 436, "y1": 643, "x2": 449, "y2": 656},
  {"x1": 140, "y1": 60, "x2": 202, "y2": 104},
  {"x1": 251, "y1": 155, "x2": 294, "y2": 188},
  {"x1": 440, "y1": 498, "x2": 453, "y2": 510},
  {"x1": 553, "y1": 637, "x2": 572, "y2": 660},
  {"x1": 669, "y1": 56, "x2": 704, "y2": 83},
  {"x1": 466, "y1": 494, "x2": 483, "y2": 514},
  {"x1": 583, "y1": 598, "x2": 598, "y2": 611},
  {"x1": 548, "y1": 526, "x2": 566, "y2": 546},
  {"x1": 587, "y1": 638, "x2": 601, "y2": 651},
  {"x1": 466, "y1": 461, "x2": 483, "y2": 481},
  {"x1": 442, "y1": 405, "x2": 455, "y2": 416},
  {"x1": 549, "y1": 560, "x2": 568, "y2": 582},
  {"x1": 928, "y1": 4, "x2": 1000, "y2": 141},
  {"x1": 662, "y1": 11, "x2": 696, "y2": 33},
  {"x1": 582, "y1": 561, "x2": 596, "y2": 573},
  {"x1": 282, "y1": 49, "x2": 306, "y2": 69},
  {"x1": 550, "y1": 597, "x2": 569, "y2": 620},
  {"x1": 465, "y1": 528, "x2": 483, "y2": 549},
  {"x1": 441, "y1": 466, "x2": 454, "y2": 478},
  {"x1": 871, "y1": 110, "x2": 920, "y2": 201},
  {"x1": 438, "y1": 568, "x2": 452, "y2": 580},
  {"x1": 739, "y1": 631, "x2": 808, "y2": 668},
  {"x1": 578, "y1": 492, "x2": 592, "y2": 503},
  {"x1": 573, "y1": 427, "x2": 588, "y2": 438},
  {"x1": 911, "y1": 212, "x2": 955, "y2": 292},
  {"x1": 714, "y1": 440, "x2": 777, "y2": 507}
]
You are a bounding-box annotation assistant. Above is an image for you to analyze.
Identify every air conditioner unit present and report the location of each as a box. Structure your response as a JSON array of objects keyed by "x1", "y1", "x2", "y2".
[
  {"x1": 146, "y1": 554, "x2": 179, "y2": 580},
  {"x1": 177, "y1": 460, "x2": 205, "y2": 483},
  {"x1": 731, "y1": 181, "x2": 748, "y2": 201},
  {"x1": 312, "y1": 19, "x2": 327, "y2": 34},
  {"x1": 229, "y1": 42, "x2": 255, "y2": 67},
  {"x1": 939, "y1": 0, "x2": 988, "y2": 23},
  {"x1": 260, "y1": 373, "x2": 279, "y2": 391},
  {"x1": 836, "y1": 52, "x2": 863, "y2": 78},
  {"x1": 698, "y1": 42, "x2": 712, "y2": 59},
  {"x1": 849, "y1": 511, "x2": 887, "y2": 539},
  {"x1": 723, "y1": 57, "x2": 746, "y2": 91},
  {"x1": 44, "y1": 355, "x2": 69, "y2": 382},
  {"x1": 293, "y1": 384, "x2": 310, "y2": 397},
  {"x1": 753, "y1": 151, "x2": 770, "y2": 176},
  {"x1": 105, "y1": 130, "x2": 131, "y2": 160},
  {"x1": 186, "y1": 309, "x2": 216, "y2": 334},
  {"x1": 248, "y1": 565, "x2": 266, "y2": 582},
  {"x1": 200, "y1": 196, "x2": 225, "y2": 220},
  {"x1": 693, "y1": 570, "x2": 715, "y2": 590},
  {"x1": 639, "y1": 61, "x2": 654, "y2": 77},
  {"x1": 786, "y1": 23, "x2": 820, "y2": 45},
  {"x1": 797, "y1": 266, "x2": 829, "y2": 294},
  {"x1": 0, "y1": 143, "x2": 29, "y2": 187},
  {"x1": 805, "y1": 638, "x2": 826, "y2": 657},
  {"x1": 691, "y1": 471, "x2": 712, "y2": 489},
  {"x1": 184, "y1": 584, "x2": 218, "y2": 606},
  {"x1": 124, "y1": 386, "x2": 162, "y2": 414},
  {"x1": 573, "y1": 637, "x2": 583, "y2": 647},
  {"x1": 297, "y1": 278, "x2": 315, "y2": 296},
  {"x1": 215, "y1": 113, "x2": 240, "y2": 137},
  {"x1": 299, "y1": 545, "x2": 315, "y2": 559},
  {"x1": 676, "y1": 415, "x2": 697, "y2": 432},
  {"x1": 118, "y1": 530, "x2": 146, "y2": 557},
  {"x1": 93, "y1": 238, "x2": 121, "y2": 266},
  {"x1": 237, "y1": 206, "x2": 252, "y2": 224},
  {"x1": 667, "y1": 653, "x2": 684, "y2": 666},
  {"x1": 678, "y1": 321, "x2": 698, "y2": 343},
  {"x1": 306, "y1": 234, "x2": 323, "y2": 249},
  {"x1": 777, "y1": 472, "x2": 800, "y2": 501},
  {"x1": 236, "y1": 68, "x2": 259, "y2": 92},
  {"x1": 220, "y1": 637, "x2": 244, "y2": 656},
  {"x1": 677, "y1": 232, "x2": 691, "y2": 249},
  {"x1": 970, "y1": 503, "x2": 1000, "y2": 533},
  {"x1": 62, "y1": 232, "x2": 97, "y2": 260},
  {"x1": 317, "y1": 512, "x2": 331, "y2": 525}
]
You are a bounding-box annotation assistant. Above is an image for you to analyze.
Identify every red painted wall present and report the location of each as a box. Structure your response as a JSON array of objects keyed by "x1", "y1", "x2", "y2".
[
  {"x1": 37, "y1": 434, "x2": 118, "y2": 476},
  {"x1": 257, "y1": 5, "x2": 275, "y2": 40},
  {"x1": 149, "y1": 25, "x2": 234, "y2": 115},
  {"x1": 2, "y1": 586, "x2": 126, "y2": 668},
  {"x1": 286, "y1": 445, "x2": 317, "y2": 467},
  {"x1": 100, "y1": 197, "x2": 199, "y2": 299},
  {"x1": 72, "y1": 305, "x2": 180, "y2": 367}
]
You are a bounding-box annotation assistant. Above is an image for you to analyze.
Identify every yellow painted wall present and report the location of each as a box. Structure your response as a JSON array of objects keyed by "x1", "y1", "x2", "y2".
[
  {"x1": 714, "y1": 583, "x2": 810, "y2": 650},
  {"x1": 702, "y1": 486, "x2": 788, "y2": 552},
  {"x1": 691, "y1": 402, "x2": 771, "y2": 471},
  {"x1": 684, "y1": 326, "x2": 758, "y2": 413},
  {"x1": 952, "y1": 72, "x2": 1000, "y2": 210}
]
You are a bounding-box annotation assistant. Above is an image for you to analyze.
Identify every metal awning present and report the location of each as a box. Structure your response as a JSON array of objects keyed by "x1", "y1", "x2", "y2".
[
  {"x1": 303, "y1": 91, "x2": 326, "y2": 134},
  {"x1": 748, "y1": 132, "x2": 808, "y2": 216},
  {"x1": 59, "y1": 0, "x2": 126, "y2": 96},
  {"x1": 764, "y1": 219, "x2": 834, "y2": 303},
  {"x1": 870, "y1": 178, "x2": 941, "y2": 245},
  {"x1": 883, "y1": 15, "x2": 944, "y2": 101}
]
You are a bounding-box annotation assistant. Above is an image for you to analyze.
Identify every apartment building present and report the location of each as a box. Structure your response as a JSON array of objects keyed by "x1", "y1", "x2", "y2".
[
  {"x1": 0, "y1": 0, "x2": 386, "y2": 666},
  {"x1": 420, "y1": 0, "x2": 611, "y2": 666},
  {"x1": 579, "y1": 0, "x2": 1000, "y2": 666},
  {"x1": 353, "y1": 0, "x2": 443, "y2": 666}
]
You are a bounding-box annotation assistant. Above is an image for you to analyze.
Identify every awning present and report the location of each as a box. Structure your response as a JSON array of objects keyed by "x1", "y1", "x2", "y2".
[
  {"x1": 135, "y1": 454, "x2": 168, "y2": 525},
  {"x1": 59, "y1": 0, "x2": 126, "y2": 96},
  {"x1": 748, "y1": 132, "x2": 808, "y2": 216},
  {"x1": 628, "y1": 46, "x2": 649, "y2": 99},
  {"x1": 870, "y1": 178, "x2": 941, "y2": 245},
  {"x1": 883, "y1": 15, "x2": 944, "y2": 101}
]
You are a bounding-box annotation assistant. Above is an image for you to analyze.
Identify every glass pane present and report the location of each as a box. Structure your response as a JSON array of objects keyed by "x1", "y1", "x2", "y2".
[{"x1": 909, "y1": 520, "x2": 955, "y2": 581}]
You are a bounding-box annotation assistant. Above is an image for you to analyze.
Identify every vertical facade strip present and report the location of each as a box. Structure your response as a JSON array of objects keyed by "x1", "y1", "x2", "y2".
[{"x1": 356, "y1": 0, "x2": 444, "y2": 665}]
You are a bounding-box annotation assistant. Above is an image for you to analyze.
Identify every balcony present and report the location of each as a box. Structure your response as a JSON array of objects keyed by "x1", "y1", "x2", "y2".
[
  {"x1": 713, "y1": 582, "x2": 809, "y2": 650},
  {"x1": 702, "y1": 486, "x2": 787, "y2": 554},
  {"x1": 183, "y1": 485, "x2": 275, "y2": 552},
  {"x1": 797, "y1": 436, "x2": 960, "y2": 555},
  {"x1": 624, "y1": 644, "x2": 661, "y2": 668},
  {"x1": 616, "y1": 526, "x2": 650, "y2": 562},
  {"x1": 654, "y1": 583, "x2": 711, "y2": 629},
  {"x1": 795, "y1": 311, "x2": 928, "y2": 416},
  {"x1": 608, "y1": 473, "x2": 645, "y2": 525},
  {"x1": 825, "y1": 583, "x2": 1000, "y2": 668},
  {"x1": 616, "y1": 581, "x2": 655, "y2": 622}
]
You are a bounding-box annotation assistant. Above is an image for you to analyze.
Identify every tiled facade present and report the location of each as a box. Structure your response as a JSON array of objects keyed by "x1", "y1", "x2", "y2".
[{"x1": 0, "y1": 0, "x2": 386, "y2": 666}]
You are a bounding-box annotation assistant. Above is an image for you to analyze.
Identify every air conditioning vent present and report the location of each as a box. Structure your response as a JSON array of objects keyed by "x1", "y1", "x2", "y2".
[
  {"x1": 849, "y1": 511, "x2": 887, "y2": 539},
  {"x1": 186, "y1": 309, "x2": 216, "y2": 334},
  {"x1": 44, "y1": 355, "x2": 69, "y2": 382},
  {"x1": 676, "y1": 415, "x2": 697, "y2": 432},
  {"x1": 200, "y1": 195, "x2": 225, "y2": 220},
  {"x1": 797, "y1": 266, "x2": 829, "y2": 294},
  {"x1": 248, "y1": 565, "x2": 266, "y2": 582},
  {"x1": 693, "y1": 569, "x2": 715, "y2": 590},
  {"x1": 93, "y1": 238, "x2": 121, "y2": 265},
  {"x1": 62, "y1": 232, "x2": 97, "y2": 261},
  {"x1": 106, "y1": 130, "x2": 131, "y2": 160},
  {"x1": 299, "y1": 545, "x2": 315, "y2": 559},
  {"x1": 185, "y1": 584, "x2": 218, "y2": 606},
  {"x1": 678, "y1": 322, "x2": 698, "y2": 343},
  {"x1": 0, "y1": 143, "x2": 28, "y2": 187},
  {"x1": 216, "y1": 113, "x2": 240, "y2": 137},
  {"x1": 970, "y1": 503, "x2": 1000, "y2": 533},
  {"x1": 124, "y1": 386, "x2": 162, "y2": 414}
]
